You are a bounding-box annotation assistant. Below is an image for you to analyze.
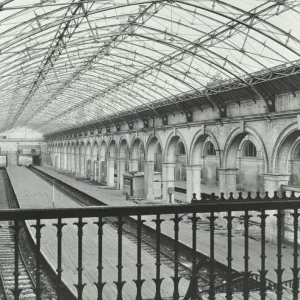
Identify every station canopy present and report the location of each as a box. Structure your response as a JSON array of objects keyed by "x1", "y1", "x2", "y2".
[{"x1": 0, "y1": 0, "x2": 300, "y2": 135}]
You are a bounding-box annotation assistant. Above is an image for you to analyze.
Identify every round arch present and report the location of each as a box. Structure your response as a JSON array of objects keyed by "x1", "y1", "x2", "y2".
[
  {"x1": 189, "y1": 129, "x2": 220, "y2": 165},
  {"x1": 223, "y1": 126, "x2": 268, "y2": 172},
  {"x1": 131, "y1": 137, "x2": 145, "y2": 172},
  {"x1": 146, "y1": 133, "x2": 164, "y2": 162},
  {"x1": 272, "y1": 123, "x2": 300, "y2": 173},
  {"x1": 119, "y1": 137, "x2": 130, "y2": 158},
  {"x1": 164, "y1": 131, "x2": 188, "y2": 163}
]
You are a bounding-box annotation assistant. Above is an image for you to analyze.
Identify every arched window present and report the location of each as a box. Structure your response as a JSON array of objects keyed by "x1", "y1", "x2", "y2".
[
  {"x1": 205, "y1": 142, "x2": 216, "y2": 156},
  {"x1": 295, "y1": 144, "x2": 300, "y2": 160},
  {"x1": 243, "y1": 141, "x2": 257, "y2": 157},
  {"x1": 125, "y1": 146, "x2": 130, "y2": 172},
  {"x1": 154, "y1": 143, "x2": 162, "y2": 172},
  {"x1": 138, "y1": 144, "x2": 145, "y2": 172},
  {"x1": 176, "y1": 142, "x2": 186, "y2": 155},
  {"x1": 175, "y1": 141, "x2": 186, "y2": 181}
]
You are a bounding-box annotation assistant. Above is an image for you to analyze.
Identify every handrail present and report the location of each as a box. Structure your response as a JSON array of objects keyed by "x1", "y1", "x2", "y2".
[
  {"x1": 281, "y1": 277, "x2": 300, "y2": 288},
  {"x1": 199, "y1": 275, "x2": 246, "y2": 295},
  {"x1": 1, "y1": 195, "x2": 300, "y2": 221},
  {"x1": 250, "y1": 273, "x2": 277, "y2": 290}
]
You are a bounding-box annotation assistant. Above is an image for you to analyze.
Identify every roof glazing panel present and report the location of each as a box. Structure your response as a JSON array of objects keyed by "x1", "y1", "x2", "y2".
[{"x1": 0, "y1": 0, "x2": 299, "y2": 134}]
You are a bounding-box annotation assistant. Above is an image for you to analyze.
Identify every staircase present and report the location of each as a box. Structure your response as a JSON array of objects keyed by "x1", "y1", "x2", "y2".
[{"x1": 202, "y1": 290, "x2": 293, "y2": 300}]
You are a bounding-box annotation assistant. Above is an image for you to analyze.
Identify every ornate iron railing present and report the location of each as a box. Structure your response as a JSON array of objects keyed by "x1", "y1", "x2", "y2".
[{"x1": 0, "y1": 193, "x2": 300, "y2": 300}]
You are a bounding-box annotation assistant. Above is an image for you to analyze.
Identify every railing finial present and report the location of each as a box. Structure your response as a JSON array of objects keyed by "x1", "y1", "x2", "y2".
[{"x1": 191, "y1": 193, "x2": 197, "y2": 203}]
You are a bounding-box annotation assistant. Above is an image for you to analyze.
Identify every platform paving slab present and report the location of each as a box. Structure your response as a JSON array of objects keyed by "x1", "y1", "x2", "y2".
[
  {"x1": 36, "y1": 166, "x2": 300, "y2": 284},
  {"x1": 7, "y1": 166, "x2": 189, "y2": 300}
]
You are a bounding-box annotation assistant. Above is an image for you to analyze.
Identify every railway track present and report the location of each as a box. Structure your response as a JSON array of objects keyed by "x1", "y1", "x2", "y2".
[
  {"x1": 28, "y1": 166, "x2": 222, "y2": 289},
  {"x1": 0, "y1": 169, "x2": 36, "y2": 300}
]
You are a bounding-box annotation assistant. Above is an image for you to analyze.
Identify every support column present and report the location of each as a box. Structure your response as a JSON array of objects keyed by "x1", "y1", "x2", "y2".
[
  {"x1": 218, "y1": 168, "x2": 238, "y2": 198},
  {"x1": 129, "y1": 159, "x2": 139, "y2": 172},
  {"x1": 117, "y1": 158, "x2": 126, "y2": 190},
  {"x1": 162, "y1": 163, "x2": 176, "y2": 203},
  {"x1": 185, "y1": 165, "x2": 193, "y2": 203},
  {"x1": 98, "y1": 156, "x2": 106, "y2": 183},
  {"x1": 75, "y1": 153, "x2": 80, "y2": 178},
  {"x1": 98, "y1": 158, "x2": 103, "y2": 183},
  {"x1": 263, "y1": 173, "x2": 291, "y2": 243},
  {"x1": 107, "y1": 157, "x2": 115, "y2": 188},
  {"x1": 192, "y1": 165, "x2": 202, "y2": 201},
  {"x1": 144, "y1": 161, "x2": 155, "y2": 201},
  {"x1": 262, "y1": 173, "x2": 291, "y2": 197}
]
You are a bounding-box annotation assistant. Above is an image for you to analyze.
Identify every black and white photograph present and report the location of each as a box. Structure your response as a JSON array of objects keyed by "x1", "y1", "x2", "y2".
[{"x1": 0, "y1": 0, "x2": 300, "y2": 299}]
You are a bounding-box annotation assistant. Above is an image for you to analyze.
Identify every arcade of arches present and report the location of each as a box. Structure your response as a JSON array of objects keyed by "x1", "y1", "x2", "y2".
[{"x1": 48, "y1": 98, "x2": 300, "y2": 203}]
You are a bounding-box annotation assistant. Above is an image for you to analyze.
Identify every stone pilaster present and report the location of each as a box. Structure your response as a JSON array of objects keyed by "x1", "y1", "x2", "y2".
[
  {"x1": 144, "y1": 161, "x2": 155, "y2": 201},
  {"x1": 262, "y1": 173, "x2": 291, "y2": 244},
  {"x1": 129, "y1": 158, "x2": 139, "y2": 172},
  {"x1": 117, "y1": 158, "x2": 126, "y2": 190},
  {"x1": 218, "y1": 168, "x2": 238, "y2": 197},
  {"x1": 162, "y1": 163, "x2": 176, "y2": 203},
  {"x1": 107, "y1": 157, "x2": 115, "y2": 188},
  {"x1": 262, "y1": 173, "x2": 291, "y2": 197}
]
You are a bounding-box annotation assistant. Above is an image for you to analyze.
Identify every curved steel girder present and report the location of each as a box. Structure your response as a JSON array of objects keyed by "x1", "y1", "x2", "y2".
[
  {"x1": 3, "y1": 69, "x2": 163, "y2": 111},
  {"x1": 28, "y1": 1, "x2": 298, "y2": 124},
  {"x1": 25, "y1": 81, "x2": 156, "y2": 126},
  {"x1": 34, "y1": 49, "x2": 220, "y2": 128},
  {"x1": 21, "y1": 51, "x2": 204, "y2": 126},
  {"x1": 42, "y1": 29, "x2": 257, "y2": 123},
  {"x1": 0, "y1": 22, "x2": 288, "y2": 93},
  {"x1": 7, "y1": 0, "x2": 90, "y2": 129},
  {"x1": 0, "y1": 1, "x2": 161, "y2": 52},
  {"x1": 1, "y1": 0, "x2": 298, "y2": 60},
  {"x1": 180, "y1": 1, "x2": 300, "y2": 58},
  {"x1": 0, "y1": 1, "x2": 291, "y2": 85},
  {"x1": 0, "y1": 2, "x2": 288, "y2": 75},
  {"x1": 19, "y1": 59, "x2": 178, "y2": 119},
  {"x1": 2, "y1": 0, "x2": 300, "y2": 132},
  {"x1": 7, "y1": 1, "x2": 161, "y2": 129}
]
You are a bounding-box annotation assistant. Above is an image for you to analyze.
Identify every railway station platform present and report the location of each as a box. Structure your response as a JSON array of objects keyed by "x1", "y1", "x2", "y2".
[
  {"x1": 6, "y1": 166, "x2": 189, "y2": 300},
  {"x1": 33, "y1": 166, "x2": 298, "y2": 284}
]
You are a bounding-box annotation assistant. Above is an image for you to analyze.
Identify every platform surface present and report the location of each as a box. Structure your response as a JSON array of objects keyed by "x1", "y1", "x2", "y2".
[
  {"x1": 35, "y1": 166, "x2": 300, "y2": 284},
  {"x1": 7, "y1": 166, "x2": 189, "y2": 300}
]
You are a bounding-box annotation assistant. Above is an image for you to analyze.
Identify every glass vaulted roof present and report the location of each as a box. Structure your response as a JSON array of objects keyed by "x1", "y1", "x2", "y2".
[{"x1": 0, "y1": 0, "x2": 300, "y2": 134}]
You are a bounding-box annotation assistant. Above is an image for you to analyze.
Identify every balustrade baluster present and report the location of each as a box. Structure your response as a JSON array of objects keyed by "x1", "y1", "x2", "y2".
[
  {"x1": 94, "y1": 217, "x2": 106, "y2": 300},
  {"x1": 133, "y1": 215, "x2": 145, "y2": 300},
  {"x1": 152, "y1": 214, "x2": 164, "y2": 300},
  {"x1": 243, "y1": 211, "x2": 251, "y2": 300},
  {"x1": 31, "y1": 219, "x2": 45, "y2": 300},
  {"x1": 11, "y1": 220, "x2": 22, "y2": 300},
  {"x1": 291, "y1": 209, "x2": 300, "y2": 300},
  {"x1": 53, "y1": 218, "x2": 66, "y2": 300},
  {"x1": 170, "y1": 213, "x2": 182, "y2": 300},
  {"x1": 207, "y1": 212, "x2": 217, "y2": 300},
  {"x1": 224, "y1": 211, "x2": 234, "y2": 300},
  {"x1": 186, "y1": 212, "x2": 200, "y2": 300},
  {"x1": 114, "y1": 216, "x2": 126, "y2": 300},
  {"x1": 259, "y1": 210, "x2": 268, "y2": 300},
  {"x1": 275, "y1": 210, "x2": 285, "y2": 300},
  {"x1": 74, "y1": 217, "x2": 87, "y2": 300}
]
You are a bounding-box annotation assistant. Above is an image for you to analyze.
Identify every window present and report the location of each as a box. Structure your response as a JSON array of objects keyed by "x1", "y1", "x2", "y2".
[
  {"x1": 295, "y1": 144, "x2": 300, "y2": 160},
  {"x1": 243, "y1": 141, "x2": 257, "y2": 157},
  {"x1": 176, "y1": 142, "x2": 186, "y2": 155},
  {"x1": 205, "y1": 142, "x2": 216, "y2": 156},
  {"x1": 154, "y1": 143, "x2": 162, "y2": 172}
]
